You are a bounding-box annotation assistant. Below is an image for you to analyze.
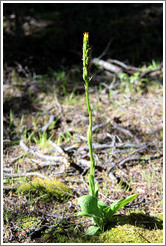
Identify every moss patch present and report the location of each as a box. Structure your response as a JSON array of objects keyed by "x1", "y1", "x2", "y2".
[
  {"x1": 17, "y1": 216, "x2": 38, "y2": 229},
  {"x1": 17, "y1": 178, "x2": 73, "y2": 200},
  {"x1": 43, "y1": 212, "x2": 163, "y2": 243},
  {"x1": 97, "y1": 224, "x2": 163, "y2": 243}
]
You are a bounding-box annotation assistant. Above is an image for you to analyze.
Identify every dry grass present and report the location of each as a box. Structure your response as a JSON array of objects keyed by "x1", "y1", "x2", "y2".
[{"x1": 3, "y1": 69, "x2": 163, "y2": 243}]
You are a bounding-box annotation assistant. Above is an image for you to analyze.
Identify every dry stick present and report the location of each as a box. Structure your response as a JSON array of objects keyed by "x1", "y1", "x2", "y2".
[
  {"x1": 41, "y1": 114, "x2": 55, "y2": 132},
  {"x1": 134, "y1": 221, "x2": 151, "y2": 243},
  {"x1": 77, "y1": 142, "x2": 146, "y2": 153},
  {"x1": 20, "y1": 139, "x2": 68, "y2": 165},
  {"x1": 10, "y1": 154, "x2": 25, "y2": 163},
  {"x1": 26, "y1": 159, "x2": 60, "y2": 172},
  {"x1": 3, "y1": 167, "x2": 13, "y2": 173},
  {"x1": 112, "y1": 123, "x2": 141, "y2": 144},
  {"x1": 49, "y1": 140, "x2": 65, "y2": 155},
  {"x1": 55, "y1": 95, "x2": 63, "y2": 118},
  {"x1": 19, "y1": 139, "x2": 68, "y2": 177},
  {"x1": 91, "y1": 58, "x2": 123, "y2": 74},
  {"x1": 117, "y1": 226, "x2": 151, "y2": 244},
  {"x1": 116, "y1": 145, "x2": 149, "y2": 166},
  {"x1": 124, "y1": 198, "x2": 146, "y2": 208},
  {"x1": 62, "y1": 219, "x2": 91, "y2": 228},
  {"x1": 139, "y1": 64, "x2": 163, "y2": 80},
  {"x1": 92, "y1": 119, "x2": 110, "y2": 132},
  {"x1": 3, "y1": 172, "x2": 48, "y2": 179},
  {"x1": 117, "y1": 153, "x2": 163, "y2": 167},
  {"x1": 107, "y1": 59, "x2": 140, "y2": 72},
  {"x1": 97, "y1": 38, "x2": 113, "y2": 60}
]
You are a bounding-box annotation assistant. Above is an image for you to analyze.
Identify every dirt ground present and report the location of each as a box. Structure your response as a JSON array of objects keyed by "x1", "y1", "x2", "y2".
[{"x1": 3, "y1": 66, "x2": 163, "y2": 243}]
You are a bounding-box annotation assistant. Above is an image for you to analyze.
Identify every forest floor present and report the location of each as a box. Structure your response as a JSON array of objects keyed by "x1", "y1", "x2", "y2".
[{"x1": 3, "y1": 64, "x2": 163, "y2": 243}]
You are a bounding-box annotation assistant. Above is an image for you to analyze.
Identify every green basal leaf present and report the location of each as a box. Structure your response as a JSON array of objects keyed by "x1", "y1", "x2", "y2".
[
  {"x1": 110, "y1": 194, "x2": 138, "y2": 214},
  {"x1": 85, "y1": 225, "x2": 101, "y2": 236},
  {"x1": 104, "y1": 194, "x2": 138, "y2": 222},
  {"x1": 78, "y1": 195, "x2": 102, "y2": 218},
  {"x1": 98, "y1": 200, "x2": 107, "y2": 209},
  {"x1": 74, "y1": 211, "x2": 99, "y2": 219}
]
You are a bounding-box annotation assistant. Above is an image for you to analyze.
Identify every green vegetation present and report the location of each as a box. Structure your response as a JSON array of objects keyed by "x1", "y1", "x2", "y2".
[
  {"x1": 75, "y1": 33, "x2": 138, "y2": 236},
  {"x1": 17, "y1": 178, "x2": 73, "y2": 201},
  {"x1": 43, "y1": 211, "x2": 163, "y2": 243}
]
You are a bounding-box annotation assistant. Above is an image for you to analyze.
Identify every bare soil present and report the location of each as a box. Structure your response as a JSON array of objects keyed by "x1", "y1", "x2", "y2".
[{"x1": 3, "y1": 68, "x2": 163, "y2": 243}]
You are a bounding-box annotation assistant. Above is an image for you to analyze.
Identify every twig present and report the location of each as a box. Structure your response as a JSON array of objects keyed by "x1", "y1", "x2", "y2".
[
  {"x1": 62, "y1": 219, "x2": 91, "y2": 228},
  {"x1": 101, "y1": 75, "x2": 117, "y2": 92},
  {"x1": 77, "y1": 142, "x2": 147, "y2": 153},
  {"x1": 139, "y1": 64, "x2": 163, "y2": 80},
  {"x1": 59, "y1": 179, "x2": 84, "y2": 183},
  {"x1": 92, "y1": 119, "x2": 110, "y2": 132},
  {"x1": 107, "y1": 59, "x2": 140, "y2": 72},
  {"x1": 3, "y1": 172, "x2": 48, "y2": 179},
  {"x1": 135, "y1": 221, "x2": 151, "y2": 243},
  {"x1": 91, "y1": 58, "x2": 123, "y2": 74},
  {"x1": 55, "y1": 95, "x2": 63, "y2": 117},
  {"x1": 10, "y1": 154, "x2": 25, "y2": 164},
  {"x1": 97, "y1": 38, "x2": 113, "y2": 60},
  {"x1": 118, "y1": 225, "x2": 151, "y2": 243},
  {"x1": 41, "y1": 114, "x2": 55, "y2": 132},
  {"x1": 20, "y1": 139, "x2": 68, "y2": 165},
  {"x1": 117, "y1": 153, "x2": 163, "y2": 167},
  {"x1": 3, "y1": 167, "x2": 13, "y2": 173},
  {"x1": 27, "y1": 159, "x2": 60, "y2": 172},
  {"x1": 112, "y1": 123, "x2": 141, "y2": 144},
  {"x1": 49, "y1": 140, "x2": 65, "y2": 155},
  {"x1": 15, "y1": 61, "x2": 32, "y2": 78},
  {"x1": 124, "y1": 198, "x2": 145, "y2": 208},
  {"x1": 116, "y1": 145, "x2": 149, "y2": 166},
  {"x1": 116, "y1": 142, "x2": 148, "y2": 149}
]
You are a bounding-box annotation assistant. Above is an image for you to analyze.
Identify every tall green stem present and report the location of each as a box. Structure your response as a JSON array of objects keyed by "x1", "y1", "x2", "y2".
[
  {"x1": 83, "y1": 33, "x2": 96, "y2": 197},
  {"x1": 85, "y1": 82, "x2": 95, "y2": 176}
]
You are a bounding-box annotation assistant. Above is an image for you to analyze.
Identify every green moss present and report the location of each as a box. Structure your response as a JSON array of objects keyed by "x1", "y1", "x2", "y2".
[
  {"x1": 97, "y1": 222, "x2": 163, "y2": 243},
  {"x1": 17, "y1": 216, "x2": 38, "y2": 229},
  {"x1": 43, "y1": 212, "x2": 163, "y2": 243},
  {"x1": 17, "y1": 178, "x2": 73, "y2": 200}
]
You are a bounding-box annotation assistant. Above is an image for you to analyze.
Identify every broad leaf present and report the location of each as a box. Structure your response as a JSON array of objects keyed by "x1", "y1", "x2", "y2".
[
  {"x1": 78, "y1": 195, "x2": 102, "y2": 218},
  {"x1": 74, "y1": 211, "x2": 100, "y2": 219},
  {"x1": 110, "y1": 194, "x2": 138, "y2": 213},
  {"x1": 98, "y1": 200, "x2": 107, "y2": 209},
  {"x1": 85, "y1": 225, "x2": 101, "y2": 236},
  {"x1": 104, "y1": 194, "x2": 138, "y2": 221}
]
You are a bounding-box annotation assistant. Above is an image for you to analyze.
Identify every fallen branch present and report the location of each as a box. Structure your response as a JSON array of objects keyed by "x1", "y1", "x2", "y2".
[
  {"x1": 55, "y1": 94, "x2": 63, "y2": 117},
  {"x1": 97, "y1": 38, "x2": 113, "y2": 60},
  {"x1": 3, "y1": 171, "x2": 48, "y2": 179},
  {"x1": 77, "y1": 142, "x2": 147, "y2": 153},
  {"x1": 107, "y1": 59, "x2": 140, "y2": 72},
  {"x1": 92, "y1": 119, "x2": 110, "y2": 132},
  {"x1": 27, "y1": 159, "x2": 60, "y2": 172},
  {"x1": 139, "y1": 63, "x2": 163, "y2": 80},
  {"x1": 49, "y1": 140, "x2": 65, "y2": 155},
  {"x1": 41, "y1": 114, "x2": 55, "y2": 132},
  {"x1": 91, "y1": 58, "x2": 123, "y2": 74},
  {"x1": 20, "y1": 139, "x2": 68, "y2": 166},
  {"x1": 112, "y1": 123, "x2": 141, "y2": 144},
  {"x1": 118, "y1": 153, "x2": 163, "y2": 167},
  {"x1": 116, "y1": 145, "x2": 149, "y2": 166}
]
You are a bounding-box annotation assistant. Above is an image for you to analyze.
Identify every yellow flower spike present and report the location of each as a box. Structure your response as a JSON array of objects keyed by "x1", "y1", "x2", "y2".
[{"x1": 83, "y1": 32, "x2": 90, "y2": 82}]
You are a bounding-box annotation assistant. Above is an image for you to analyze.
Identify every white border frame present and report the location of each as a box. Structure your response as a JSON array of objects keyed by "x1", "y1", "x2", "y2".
[{"x1": 1, "y1": 1, "x2": 165, "y2": 245}]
